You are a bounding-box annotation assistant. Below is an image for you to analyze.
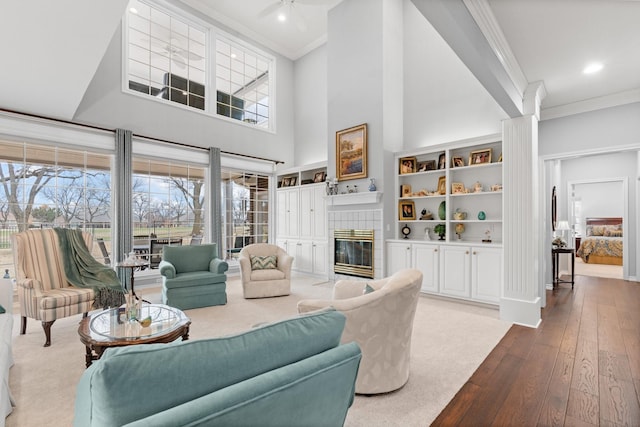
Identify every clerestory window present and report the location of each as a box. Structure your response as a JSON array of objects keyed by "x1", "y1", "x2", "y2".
[
  {"x1": 126, "y1": 0, "x2": 206, "y2": 110},
  {"x1": 124, "y1": 0, "x2": 274, "y2": 130}
]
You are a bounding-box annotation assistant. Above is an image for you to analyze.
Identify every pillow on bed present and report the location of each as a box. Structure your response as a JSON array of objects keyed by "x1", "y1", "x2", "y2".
[
  {"x1": 604, "y1": 225, "x2": 623, "y2": 237},
  {"x1": 587, "y1": 225, "x2": 607, "y2": 236}
]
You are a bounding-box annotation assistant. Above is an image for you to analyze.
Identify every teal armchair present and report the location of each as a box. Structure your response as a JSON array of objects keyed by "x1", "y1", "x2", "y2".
[{"x1": 159, "y1": 244, "x2": 228, "y2": 310}]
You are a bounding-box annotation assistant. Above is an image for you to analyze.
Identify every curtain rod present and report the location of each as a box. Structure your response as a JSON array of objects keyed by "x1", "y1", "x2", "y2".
[{"x1": 0, "y1": 108, "x2": 284, "y2": 165}]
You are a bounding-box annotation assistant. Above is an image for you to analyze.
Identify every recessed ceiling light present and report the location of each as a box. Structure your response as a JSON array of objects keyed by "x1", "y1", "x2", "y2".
[
  {"x1": 277, "y1": 13, "x2": 287, "y2": 22},
  {"x1": 583, "y1": 62, "x2": 603, "y2": 74},
  {"x1": 231, "y1": 53, "x2": 237, "y2": 59},
  {"x1": 129, "y1": 7, "x2": 138, "y2": 14}
]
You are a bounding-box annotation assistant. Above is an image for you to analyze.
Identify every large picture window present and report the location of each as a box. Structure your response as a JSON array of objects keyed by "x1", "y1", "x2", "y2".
[
  {"x1": 221, "y1": 170, "x2": 270, "y2": 263},
  {"x1": 0, "y1": 140, "x2": 113, "y2": 272}
]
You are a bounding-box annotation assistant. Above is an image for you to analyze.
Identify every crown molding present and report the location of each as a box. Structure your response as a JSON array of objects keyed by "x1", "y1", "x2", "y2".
[
  {"x1": 463, "y1": 0, "x2": 528, "y2": 98},
  {"x1": 540, "y1": 89, "x2": 640, "y2": 121}
]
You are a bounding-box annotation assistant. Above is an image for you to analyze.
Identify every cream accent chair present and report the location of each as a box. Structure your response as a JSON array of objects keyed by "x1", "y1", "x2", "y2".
[
  {"x1": 11, "y1": 229, "x2": 96, "y2": 346},
  {"x1": 297, "y1": 268, "x2": 423, "y2": 394},
  {"x1": 239, "y1": 244, "x2": 293, "y2": 298}
]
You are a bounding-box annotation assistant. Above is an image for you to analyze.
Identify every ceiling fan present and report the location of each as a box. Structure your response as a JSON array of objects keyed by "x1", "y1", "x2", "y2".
[
  {"x1": 257, "y1": 0, "x2": 336, "y2": 32},
  {"x1": 150, "y1": 37, "x2": 203, "y2": 69}
]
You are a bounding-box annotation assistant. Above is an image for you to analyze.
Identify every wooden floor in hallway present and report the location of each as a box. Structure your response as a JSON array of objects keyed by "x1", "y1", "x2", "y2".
[{"x1": 432, "y1": 273, "x2": 640, "y2": 426}]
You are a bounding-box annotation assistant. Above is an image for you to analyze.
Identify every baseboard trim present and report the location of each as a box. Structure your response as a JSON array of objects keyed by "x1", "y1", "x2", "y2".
[{"x1": 499, "y1": 296, "x2": 541, "y2": 328}]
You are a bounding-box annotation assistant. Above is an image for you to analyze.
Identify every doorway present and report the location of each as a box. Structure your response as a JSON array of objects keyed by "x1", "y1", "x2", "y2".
[{"x1": 569, "y1": 179, "x2": 625, "y2": 280}]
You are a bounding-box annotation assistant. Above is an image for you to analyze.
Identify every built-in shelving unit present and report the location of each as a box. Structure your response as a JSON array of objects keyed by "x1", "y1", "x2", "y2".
[
  {"x1": 387, "y1": 135, "x2": 503, "y2": 306},
  {"x1": 394, "y1": 136, "x2": 503, "y2": 245}
]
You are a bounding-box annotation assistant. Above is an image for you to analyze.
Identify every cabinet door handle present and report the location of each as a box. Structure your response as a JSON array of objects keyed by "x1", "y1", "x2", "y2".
[
  {"x1": 406, "y1": 247, "x2": 410, "y2": 251},
  {"x1": 465, "y1": 251, "x2": 469, "y2": 254},
  {"x1": 473, "y1": 251, "x2": 477, "y2": 255},
  {"x1": 434, "y1": 249, "x2": 438, "y2": 252}
]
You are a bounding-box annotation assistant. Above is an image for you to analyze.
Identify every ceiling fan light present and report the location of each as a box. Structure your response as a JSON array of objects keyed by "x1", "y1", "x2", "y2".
[
  {"x1": 277, "y1": 12, "x2": 287, "y2": 22},
  {"x1": 583, "y1": 62, "x2": 603, "y2": 75}
]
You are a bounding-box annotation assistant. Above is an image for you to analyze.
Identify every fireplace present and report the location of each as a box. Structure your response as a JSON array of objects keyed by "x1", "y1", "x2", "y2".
[{"x1": 334, "y1": 229, "x2": 374, "y2": 279}]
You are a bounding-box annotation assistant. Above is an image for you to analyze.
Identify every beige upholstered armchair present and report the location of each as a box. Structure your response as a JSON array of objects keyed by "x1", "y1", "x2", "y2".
[
  {"x1": 297, "y1": 268, "x2": 423, "y2": 394},
  {"x1": 11, "y1": 229, "x2": 98, "y2": 346},
  {"x1": 238, "y1": 244, "x2": 293, "y2": 298}
]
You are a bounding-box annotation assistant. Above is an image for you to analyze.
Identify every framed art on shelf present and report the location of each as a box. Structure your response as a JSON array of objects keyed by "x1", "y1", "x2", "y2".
[
  {"x1": 469, "y1": 148, "x2": 492, "y2": 165},
  {"x1": 398, "y1": 200, "x2": 416, "y2": 220},
  {"x1": 451, "y1": 156, "x2": 464, "y2": 168},
  {"x1": 336, "y1": 123, "x2": 367, "y2": 181},
  {"x1": 418, "y1": 160, "x2": 436, "y2": 171},
  {"x1": 400, "y1": 184, "x2": 412, "y2": 198},
  {"x1": 438, "y1": 152, "x2": 446, "y2": 170},
  {"x1": 451, "y1": 182, "x2": 465, "y2": 194},
  {"x1": 399, "y1": 157, "x2": 417, "y2": 174},
  {"x1": 313, "y1": 171, "x2": 326, "y2": 183},
  {"x1": 437, "y1": 176, "x2": 446, "y2": 195}
]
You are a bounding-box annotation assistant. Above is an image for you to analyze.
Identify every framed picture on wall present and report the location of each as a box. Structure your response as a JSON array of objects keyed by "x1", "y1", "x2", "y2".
[{"x1": 336, "y1": 123, "x2": 367, "y2": 181}]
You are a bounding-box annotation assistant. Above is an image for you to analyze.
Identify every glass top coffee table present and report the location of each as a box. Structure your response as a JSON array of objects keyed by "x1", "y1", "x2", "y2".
[{"x1": 78, "y1": 303, "x2": 191, "y2": 367}]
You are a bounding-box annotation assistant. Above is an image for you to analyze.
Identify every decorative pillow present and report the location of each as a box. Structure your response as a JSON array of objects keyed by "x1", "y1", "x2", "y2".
[
  {"x1": 250, "y1": 255, "x2": 277, "y2": 270},
  {"x1": 363, "y1": 284, "x2": 375, "y2": 295},
  {"x1": 604, "y1": 225, "x2": 623, "y2": 237},
  {"x1": 589, "y1": 225, "x2": 607, "y2": 236}
]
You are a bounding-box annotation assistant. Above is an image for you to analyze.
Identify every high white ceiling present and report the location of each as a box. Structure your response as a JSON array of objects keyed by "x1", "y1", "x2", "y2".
[
  {"x1": 182, "y1": 0, "x2": 640, "y2": 115},
  {"x1": 0, "y1": 0, "x2": 638, "y2": 122},
  {"x1": 180, "y1": 0, "x2": 344, "y2": 60}
]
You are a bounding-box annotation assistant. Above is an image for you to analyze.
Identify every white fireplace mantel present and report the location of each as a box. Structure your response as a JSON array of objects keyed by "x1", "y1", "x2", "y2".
[{"x1": 325, "y1": 191, "x2": 382, "y2": 206}]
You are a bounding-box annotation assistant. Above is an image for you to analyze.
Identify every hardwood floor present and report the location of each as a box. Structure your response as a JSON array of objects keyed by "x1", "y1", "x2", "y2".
[{"x1": 432, "y1": 274, "x2": 640, "y2": 426}]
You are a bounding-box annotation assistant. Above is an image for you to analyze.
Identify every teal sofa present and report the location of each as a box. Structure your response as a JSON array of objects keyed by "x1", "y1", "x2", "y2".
[
  {"x1": 159, "y1": 244, "x2": 228, "y2": 310},
  {"x1": 74, "y1": 309, "x2": 362, "y2": 427}
]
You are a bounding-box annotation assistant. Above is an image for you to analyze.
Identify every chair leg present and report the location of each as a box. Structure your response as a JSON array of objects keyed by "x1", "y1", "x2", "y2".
[
  {"x1": 41, "y1": 320, "x2": 55, "y2": 347},
  {"x1": 20, "y1": 316, "x2": 27, "y2": 335}
]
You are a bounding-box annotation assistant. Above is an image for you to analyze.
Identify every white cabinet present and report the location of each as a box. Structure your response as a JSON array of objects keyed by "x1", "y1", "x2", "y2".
[
  {"x1": 311, "y1": 241, "x2": 328, "y2": 277},
  {"x1": 276, "y1": 180, "x2": 328, "y2": 278},
  {"x1": 439, "y1": 244, "x2": 502, "y2": 303},
  {"x1": 293, "y1": 240, "x2": 313, "y2": 272},
  {"x1": 387, "y1": 240, "x2": 501, "y2": 305},
  {"x1": 413, "y1": 244, "x2": 439, "y2": 293},
  {"x1": 299, "y1": 185, "x2": 326, "y2": 240},
  {"x1": 439, "y1": 245, "x2": 471, "y2": 298},
  {"x1": 387, "y1": 241, "x2": 439, "y2": 293},
  {"x1": 471, "y1": 246, "x2": 502, "y2": 303},
  {"x1": 277, "y1": 188, "x2": 299, "y2": 238},
  {"x1": 386, "y1": 241, "x2": 412, "y2": 273}
]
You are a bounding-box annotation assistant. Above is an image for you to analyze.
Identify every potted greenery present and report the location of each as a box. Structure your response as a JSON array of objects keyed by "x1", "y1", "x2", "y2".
[{"x1": 434, "y1": 223, "x2": 446, "y2": 240}]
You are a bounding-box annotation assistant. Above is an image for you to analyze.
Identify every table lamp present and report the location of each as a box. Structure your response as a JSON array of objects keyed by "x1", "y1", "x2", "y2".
[{"x1": 555, "y1": 220, "x2": 571, "y2": 247}]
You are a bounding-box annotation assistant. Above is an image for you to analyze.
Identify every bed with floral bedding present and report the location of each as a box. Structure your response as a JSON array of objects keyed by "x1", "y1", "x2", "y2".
[{"x1": 576, "y1": 217, "x2": 623, "y2": 265}]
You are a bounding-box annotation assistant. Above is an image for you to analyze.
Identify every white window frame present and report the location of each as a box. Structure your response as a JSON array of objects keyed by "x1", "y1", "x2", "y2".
[{"x1": 122, "y1": 0, "x2": 276, "y2": 133}]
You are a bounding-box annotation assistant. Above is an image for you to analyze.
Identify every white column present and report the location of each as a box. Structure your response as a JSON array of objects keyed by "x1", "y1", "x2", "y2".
[{"x1": 500, "y1": 82, "x2": 545, "y2": 327}]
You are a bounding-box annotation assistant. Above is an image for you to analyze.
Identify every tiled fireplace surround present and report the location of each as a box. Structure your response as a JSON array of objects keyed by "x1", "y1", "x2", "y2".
[{"x1": 328, "y1": 208, "x2": 384, "y2": 280}]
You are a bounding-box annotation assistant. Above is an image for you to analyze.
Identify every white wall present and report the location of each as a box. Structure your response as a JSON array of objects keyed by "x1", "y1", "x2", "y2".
[
  {"x1": 401, "y1": 0, "x2": 506, "y2": 149},
  {"x1": 573, "y1": 181, "x2": 624, "y2": 228},
  {"x1": 293, "y1": 45, "x2": 328, "y2": 166},
  {"x1": 540, "y1": 107, "x2": 640, "y2": 280},
  {"x1": 74, "y1": 23, "x2": 296, "y2": 167}
]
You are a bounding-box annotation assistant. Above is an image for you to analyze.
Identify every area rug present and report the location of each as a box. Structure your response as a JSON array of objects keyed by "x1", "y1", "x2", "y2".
[{"x1": 6, "y1": 274, "x2": 511, "y2": 427}]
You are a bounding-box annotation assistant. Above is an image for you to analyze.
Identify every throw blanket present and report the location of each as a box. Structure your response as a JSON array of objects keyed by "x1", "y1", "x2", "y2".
[{"x1": 54, "y1": 228, "x2": 125, "y2": 309}]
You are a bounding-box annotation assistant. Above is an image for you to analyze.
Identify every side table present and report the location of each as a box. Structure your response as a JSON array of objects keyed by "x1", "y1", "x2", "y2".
[
  {"x1": 552, "y1": 247, "x2": 575, "y2": 289},
  {"x1": 117, "y1": 260, "x2": 150, "y2": 302}
]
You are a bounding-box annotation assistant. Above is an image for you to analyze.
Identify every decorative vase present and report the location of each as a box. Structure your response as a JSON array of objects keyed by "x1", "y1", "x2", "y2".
[
  {"x1": 438, "y1": 201, "x2": 446, "y2": 220},
  {"x1": 368, "y1": 178, "x2": 377, "y2": 192},
  {"x1": 478, "y1": 211, "x2": 486, "y2": 220}
]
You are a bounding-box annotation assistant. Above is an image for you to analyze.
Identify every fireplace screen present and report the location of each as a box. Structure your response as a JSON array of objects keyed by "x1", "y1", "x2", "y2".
[{"x1": 334, "y1": 229, "x2": 374, "y2": 278}]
